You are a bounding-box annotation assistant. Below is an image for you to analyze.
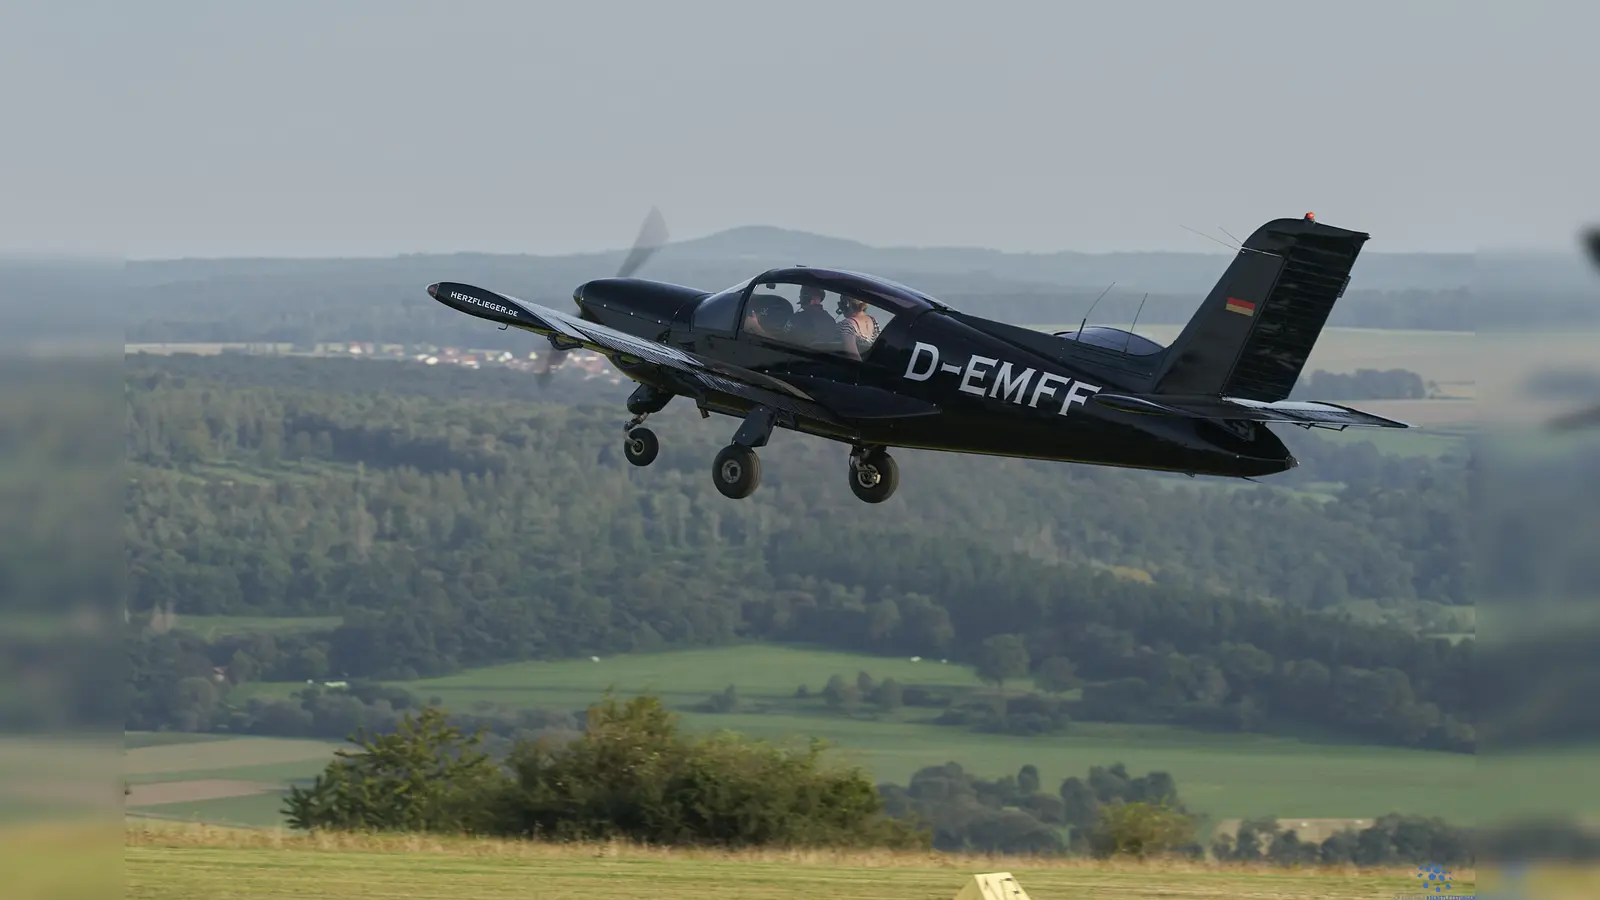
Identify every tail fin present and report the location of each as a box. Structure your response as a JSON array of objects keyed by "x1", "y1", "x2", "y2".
[{"x1": 1151, "y1": 214, "x2": 1369, "y2": 402}]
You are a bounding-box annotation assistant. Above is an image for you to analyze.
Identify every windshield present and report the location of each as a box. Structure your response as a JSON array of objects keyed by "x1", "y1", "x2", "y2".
[{"x1": 707, "y1": 277, "x2": 754, "y2": 300}]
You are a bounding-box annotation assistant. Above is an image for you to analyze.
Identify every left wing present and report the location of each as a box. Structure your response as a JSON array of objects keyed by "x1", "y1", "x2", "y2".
[
  {"x1": 428, "y1": 281, "x2": 845, "y2": 425},
  {"x1": 1091, "y1": 392, "x2": 1411, "y2": 429}
]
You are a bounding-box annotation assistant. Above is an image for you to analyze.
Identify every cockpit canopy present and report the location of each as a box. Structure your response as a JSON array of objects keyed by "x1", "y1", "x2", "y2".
[
  {"x1": 1051, "y1": 325, "x2": 1166, "y2": 357},
  {"x1": 691, "y1": 267, "x2": 945, "y2": 332}
]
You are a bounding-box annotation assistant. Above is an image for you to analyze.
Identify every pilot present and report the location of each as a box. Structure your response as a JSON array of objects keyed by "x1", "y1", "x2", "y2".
[
  {"x1": 836, "y1": 294, "x2": 880, "y2": 359},
  {"x1": 785, "y1": 285, "x2": 836, "y2": 346},
  {"x1": 743, "y1": 292, "x2": 791, "y2": 338}
]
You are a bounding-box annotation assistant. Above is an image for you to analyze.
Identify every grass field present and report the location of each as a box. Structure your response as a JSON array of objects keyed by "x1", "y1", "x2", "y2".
[
  {"x1": 148, "y1": 645, "x2": 1487, "y2": 830},
  {"x1": 122, "y1": 821, "x2": 1480, "y2": 900}
]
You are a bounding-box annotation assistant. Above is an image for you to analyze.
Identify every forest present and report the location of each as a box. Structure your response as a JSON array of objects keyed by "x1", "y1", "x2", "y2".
[{"x1": 122, "y1": 352, "x2": 1476, "y2": 752}]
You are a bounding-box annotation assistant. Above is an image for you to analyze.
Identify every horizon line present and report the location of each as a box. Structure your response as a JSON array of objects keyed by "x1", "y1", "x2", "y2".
[{"x1": 4, "y1": 221, "x2": 1573, "y2": 264}]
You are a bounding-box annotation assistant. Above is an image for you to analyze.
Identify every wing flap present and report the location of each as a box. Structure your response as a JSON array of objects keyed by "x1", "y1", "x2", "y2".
[{"x1": 1093, "y1": 392, "x2": 1410, "y2": 429}]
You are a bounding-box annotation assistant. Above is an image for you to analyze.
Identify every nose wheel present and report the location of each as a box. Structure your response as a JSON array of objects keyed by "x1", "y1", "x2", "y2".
[
  {"x1": 623, "y1": 426, "x2": 659, "y2": 467},
  {"x1": 848, "y1": 448, "x2": 898, "y2": 503},
  {"x1": 622, "y1": 405, "x2": 661, "y2": 468}
]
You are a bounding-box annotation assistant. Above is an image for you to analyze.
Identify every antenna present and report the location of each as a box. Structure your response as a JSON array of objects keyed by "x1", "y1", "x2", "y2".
[
  {"x1": 1218, "y1": 225, "x2": 1242, "y2": 245},
  {"x1": 1180, "y1": 224, "x2": 1238, "y2": 251},
  {"x1": 1181, "y1": 224, "x2": 1272, "y2": 257},
  {"x1": 1121, "y1": 293, "x2": 1149, "y2": 358},
  {"x1": 1075, "y1": 282, "x2": 1116, "y2": 340}
]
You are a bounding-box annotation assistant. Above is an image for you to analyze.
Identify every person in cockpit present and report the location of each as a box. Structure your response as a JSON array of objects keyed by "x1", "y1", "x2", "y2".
[
  {"x1": 836, "y1": 293, "x2": 880, "y2": 359},
  {"x1": 785, "y1": 285, "x2": 837, "y2": 346},
  {"x1": 744, "y1": 291, "x2": 792, "y2": 338}
]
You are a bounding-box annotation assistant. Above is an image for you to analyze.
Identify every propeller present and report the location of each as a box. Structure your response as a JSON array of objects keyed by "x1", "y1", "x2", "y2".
[
  {"x1": 1544, "y1": 225, "x2": 1600, "y2": 431},
  {"x1": 536, "y1": 207, "x2": 670, "y2": 385}
]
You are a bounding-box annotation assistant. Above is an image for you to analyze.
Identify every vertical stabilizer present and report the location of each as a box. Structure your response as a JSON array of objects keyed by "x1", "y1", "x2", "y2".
[{"x1": 1151, "y1": 215, "x2": 1369, "y2": 402}]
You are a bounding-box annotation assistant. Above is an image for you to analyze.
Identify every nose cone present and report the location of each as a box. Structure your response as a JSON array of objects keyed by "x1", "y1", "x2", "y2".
[{"x1": 427, "y1": 283, "x2": 439, "y2": 299}]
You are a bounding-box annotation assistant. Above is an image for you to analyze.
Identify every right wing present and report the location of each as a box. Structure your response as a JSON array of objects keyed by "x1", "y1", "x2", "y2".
[
  {"x1": 1092, "y1": 392, "x2": 1411, "y2": 429},
  {"x1": 430, "y1": 281, "x2": 850, "y2": 425}
]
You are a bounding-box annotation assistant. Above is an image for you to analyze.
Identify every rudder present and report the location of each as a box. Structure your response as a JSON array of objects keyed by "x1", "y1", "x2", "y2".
[{"x1": 1151, "y1": 214, "x2": 1369, "y2": 402}]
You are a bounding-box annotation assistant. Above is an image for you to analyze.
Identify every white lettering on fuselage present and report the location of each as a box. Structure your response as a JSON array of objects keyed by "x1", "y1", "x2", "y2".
[
  {"x1": 451, "y1": 291, "x2": 519, "y2": 318},
  {"x1": 902, "y1": 341, "x2": 1100, "y2": 415}
]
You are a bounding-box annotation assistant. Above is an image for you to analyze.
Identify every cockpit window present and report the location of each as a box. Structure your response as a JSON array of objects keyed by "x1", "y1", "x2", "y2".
[
  {"x1": 1053, "y1": 326, "x2": 1166, "y2": 356},
  {"x1": 739, "y1": 280, "x2": 896, "y2": 361}
]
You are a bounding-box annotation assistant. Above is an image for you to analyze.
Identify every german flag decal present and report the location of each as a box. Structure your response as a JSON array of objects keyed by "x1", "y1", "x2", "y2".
[{"x1": 1224, "y1": 297, "x2": 1256, "y2": 316}]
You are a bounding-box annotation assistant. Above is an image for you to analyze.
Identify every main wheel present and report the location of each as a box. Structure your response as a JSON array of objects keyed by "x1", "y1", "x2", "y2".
[
  {"x1": 849, "y1": 451, "x2": 899, "y2": 503},
  {"x1": 712, "y1": 444, "x2": 761, "y2": 499},
  {"x1": 623, "y1": 427, "x2": 659, "y2": 467}
]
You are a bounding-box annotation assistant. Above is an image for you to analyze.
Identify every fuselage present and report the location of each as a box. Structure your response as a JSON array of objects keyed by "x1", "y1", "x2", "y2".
[{"x1": 566, "y1": 273, "x2": 1295, "y2": 479}]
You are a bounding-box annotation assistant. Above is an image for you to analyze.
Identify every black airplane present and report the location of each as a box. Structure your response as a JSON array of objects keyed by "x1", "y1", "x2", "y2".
[{"x1": 426, "y1": 211, "x2": 1409, "y2": 503}]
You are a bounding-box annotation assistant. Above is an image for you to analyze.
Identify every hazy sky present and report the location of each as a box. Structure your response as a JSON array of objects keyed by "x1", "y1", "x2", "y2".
[{"x1": 4, "y1": 1, "x2": 1595, "y2": 258}]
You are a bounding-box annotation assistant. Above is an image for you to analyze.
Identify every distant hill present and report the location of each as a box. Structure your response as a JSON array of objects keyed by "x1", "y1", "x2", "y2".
[
  {"x1": 4, "y1": 224, "x2": 1597, "y2": 347},
  {"x1": 116, "y1": 222, "x2": 1592, "y2": 294}
]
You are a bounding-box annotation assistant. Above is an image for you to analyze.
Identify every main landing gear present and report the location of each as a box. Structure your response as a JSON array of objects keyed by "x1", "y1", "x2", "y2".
[
  {"x1": 709, "y1": 406, "x2": 776, "y2": 499},
  {"x1": 620, "y1": 388, "x2": 899, "y2": 503},
  {"x1": 848, "y1": 446, "x2": 899, "y2": 503}
]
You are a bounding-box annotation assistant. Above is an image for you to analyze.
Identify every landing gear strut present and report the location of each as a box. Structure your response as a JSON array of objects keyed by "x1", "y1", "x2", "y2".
[
  {"x1": 623, "y1": 420, "x2": 659, "y2": 467},
  {"x1": 848, "y1": 445, "x2": 898, "y2": 503},
  {"x1": 621, "y1": 384, "x2": 670, "y2": 467},
  {"x1": 711, "y1": 406, "x2": 777, "y2": 499}
]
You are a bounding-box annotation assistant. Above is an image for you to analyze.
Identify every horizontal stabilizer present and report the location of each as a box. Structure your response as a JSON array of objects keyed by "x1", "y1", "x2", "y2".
[{"x1": 1092, "y1": 392, "x2": 1410, "y2": 429}]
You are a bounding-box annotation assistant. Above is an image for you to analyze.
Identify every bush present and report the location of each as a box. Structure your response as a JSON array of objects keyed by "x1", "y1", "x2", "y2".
[
  {"x1": 282, "y1": 706, "x2": 508, "y2": 834},
  {"x1": 286, "y1": 694, "x2": 929, "y2": 851},
  {"x1": 1086, "y1": 801, "x2": 1197, "y2": 859}
]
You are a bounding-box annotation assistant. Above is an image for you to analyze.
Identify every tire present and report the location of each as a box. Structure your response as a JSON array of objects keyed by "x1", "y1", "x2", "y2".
[
  {"x1": 712, "y1": 444, "x2": 761, "y2": 499},
  {"x1": 849, "y1": 451, "x2": 899, "y2": 503},
  {"x1": 623, "y1": 427, "x2": 659, "y2": 467}
]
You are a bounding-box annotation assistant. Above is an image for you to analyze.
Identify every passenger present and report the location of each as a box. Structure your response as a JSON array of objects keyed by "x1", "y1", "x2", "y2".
[{"x1": 836, "y1": 294, "x2": 880, "y2": 359}]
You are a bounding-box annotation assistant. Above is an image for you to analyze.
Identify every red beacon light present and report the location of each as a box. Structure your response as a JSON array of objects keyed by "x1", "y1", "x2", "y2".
[{"x1": 1304, "y1": 211, "x2": 1316, "y2": 221}]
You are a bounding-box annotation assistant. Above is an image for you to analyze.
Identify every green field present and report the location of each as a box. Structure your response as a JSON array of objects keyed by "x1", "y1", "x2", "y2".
[
  {"x1": 123, "y1": 822, "x2": 1476, "y2": 900},
  {"x1": 157, "y1": 644, "x2": 1487, "y2": 829},
  {"x1": 407, "y1": 644, "x2": 990, "y2": 709}
]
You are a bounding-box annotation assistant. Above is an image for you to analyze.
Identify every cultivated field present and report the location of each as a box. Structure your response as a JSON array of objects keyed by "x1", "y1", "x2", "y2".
[
  {"x1": 122, "y1": 821, "x2": 1477, "y2": 900},
  {"x1": 122, "y1": 734, "x2": 340, "y2": 827}
]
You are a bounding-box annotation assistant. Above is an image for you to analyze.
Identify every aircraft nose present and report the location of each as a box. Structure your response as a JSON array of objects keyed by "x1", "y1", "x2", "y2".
[
  {"x1": 427, "y1": 283, "x2": 439, "y2": 299},
  {"x1": 573, "y1": 278, "x2": 702, "y2": 330}
]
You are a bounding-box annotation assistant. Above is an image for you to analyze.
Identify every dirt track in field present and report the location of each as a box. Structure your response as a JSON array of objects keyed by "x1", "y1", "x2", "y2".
[{"x1": 125, "y1": 780, "x2": 281, "y2": 807}]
